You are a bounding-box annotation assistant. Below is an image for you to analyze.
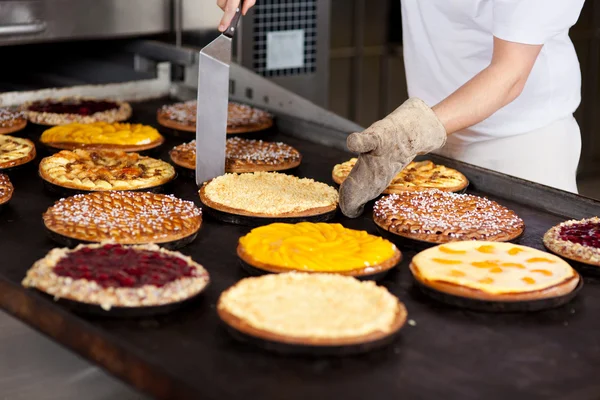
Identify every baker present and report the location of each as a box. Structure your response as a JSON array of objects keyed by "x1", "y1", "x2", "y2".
[{"x1": 218, "y1": 0, "x2": 586, "y2": 217}]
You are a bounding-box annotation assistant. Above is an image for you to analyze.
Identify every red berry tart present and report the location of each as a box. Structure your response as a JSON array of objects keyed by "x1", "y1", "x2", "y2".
[
  {"x1": 22, "y1": 243, "x2": 210, "y2": 311},
  {"x1": 23, "y1": 97, "x2": 132, "y2": 126},
  {"x1": 544, "y1": 217, "x2": 600, "y2": 267}
]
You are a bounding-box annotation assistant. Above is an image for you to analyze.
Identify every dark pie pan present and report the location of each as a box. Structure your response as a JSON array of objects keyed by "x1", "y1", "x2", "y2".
[
  {"x1": 45, "y1": 228, "x2": 199, "y2": 250},
  {"x1": 238, "y1": 259, "x2": 393, "y2": 282},
  {"x1": 199, "y1": 198, "x2": 337, "y2": 227},
  {"x1": 40, "y1": 174, "x2": 177, "y2": 197},
  {"x1": 36, "y1": 289, "x2": 204, "y2": 318},
  {"x1": 221, "y1": 322, "x2": 402, "y2": 356},
  {"x1": 412, "y1": 276, "x2": 583, "y2": 313}
]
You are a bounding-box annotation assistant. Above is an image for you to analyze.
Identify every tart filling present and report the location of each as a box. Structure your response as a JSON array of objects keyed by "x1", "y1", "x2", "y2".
[
  {"x1": 24, "y1": 98, "x2": 132, "y2": 125},
  {"x1": 43, "y1": 191, "x2": 202, "y2": 244},
  {"x1": 157, "y1": 100, "x2": 273, "y2": 133},
  {"x1": 41, "y1": 122, "x2": 164, "y2": 151},
  {"x1": 39, "y1": 149, "x2": 176, "y2": 191},
  {"x1": 0, "y1": 135, "x2": 36, "y2": 169},
  {"x1": 411, "y1": 242, "x2": 578, "y2": 299},
  {"x1": 373, "y1": 190, "x2": 524, "y2": 243},
  {"x1": 170, "y1": 138, "x2": 302, "y2": 172},
  {"x1": 0, "y1": 174, "x2": 13, "y2": 205},
  {"x1": 333, "y1": 159, "x2": 468, "y2": 193},
  {"x1": 218, "y1": 272, "x2": 406, "y2": 344},
  {"x1": 544, "y1": 217, "x2": 600, "y2": 266},
  {"x1": 200, "y1": 172, "x2": 338, "y2": 216},
  {"x1": 238, "y1": 223, "x2": 400, "y2": 275},
  {"x1": 22, "y1": 243, "x2": 210, "y2": 310}
]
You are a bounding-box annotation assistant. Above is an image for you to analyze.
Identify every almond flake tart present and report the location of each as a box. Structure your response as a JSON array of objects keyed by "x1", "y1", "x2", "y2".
[
  {"x1": 157, "y1": 100, "x2": 273, "y2": 134},
  {"x1": 23, "y1": 243, "x2": 209, "y2": 315},
  {"x1": 23, "y1": 97, "x2": 132, "y2": 126},
  {"x1": 373, "y1": 190, "x2": 524, "y2": 244},
  {"x1": 410, "y1": 241, "x2": 581, "y2": 312},
  {"x1": 199, "y1": 172, "x2": 338, "y2": 225},
  {"x1": 0, "y1": 135, "x2": 36, "y2": 171},
  {"x1": 238, "y1": 223, "x2": 401, "y2": 279},
  {"x1": 40, "y1": 122, "x2": 164, "y2": 152},
  {"x1": 39, "y1": 149, "x2": 175, "y2": 193},
  {"x1": 217, "y1": 272, "x2": 407, "y2": 353},
  {"x1": 0, "y1": 108, "x2": 27, "y2": 134},
  {"x1": 0, "y1": 174, "x2": 13, "y2": 207},
  {"x1": 543, "y1": 217, "x2": 600, "y2": 269},
  {"x1": 170, "y1": 137, "x2": 302, "y2": 174},
  {"x1": 43, "y1": 191, "x2": 202, "y2": 249}
]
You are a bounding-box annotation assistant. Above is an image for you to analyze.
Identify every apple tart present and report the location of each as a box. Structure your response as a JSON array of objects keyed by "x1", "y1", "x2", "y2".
[{"x1": 0, "y1": 135, "x2": 36, "y2": 170}]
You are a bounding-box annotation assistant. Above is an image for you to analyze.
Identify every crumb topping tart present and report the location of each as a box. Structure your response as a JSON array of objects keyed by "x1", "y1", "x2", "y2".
[
  {"x1": 410, "y1": 241, "x2": 579, "y2": 301},
  {"x1": 43, "y1": 191, "x2": 202, "y2": 245},
  {"x1": 0, "y1": 135, "x2": 36, "y2": 170},
  {"x1": 0, "y1": 174, "x2": 13, "y2": 205},
  {"x1": 333, "y1": 158, "x2": 468, "y2": 193},
  {"x1": 23, "y1": 243, "x2": 210, "y2": 310},
  {"x1": 170, "y1": 138, "x2": 302, "y2": 173},
  {"x1": 39, "y1": 149, "x2": 176, "y2": 191},
  {"x1": 157, "y1": 100, "x2": 273, "y2": 134},
  {"x1": 218, "y1": 272, "x2": 407, "y2": 346},
  {"x1": 41, "y1": 122, "x2": 164, "y2": 152},
  {"x1": 0, "y1": 108, "x2": 27, "y2": 134},
  {"x1": 200, "y1": 172, "x2": 338, "y2": 217},
  {"x1": 544, "y1": 217, "x2": 600, "y2": 267},
  {"x1": 23, "y1": 98, "x2": 132, "y2": 125},
  {"x1": 374, "y1": 190, "x2": 524, "y2": 243},
  {"x1": 238, "y1": 223, "x2": 401, "y2": 276}
]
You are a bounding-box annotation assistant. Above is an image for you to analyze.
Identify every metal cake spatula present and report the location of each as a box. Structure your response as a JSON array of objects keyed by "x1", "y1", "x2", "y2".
[{"x1": 195, "y1": 1, "x2": 244, "y2": 186}]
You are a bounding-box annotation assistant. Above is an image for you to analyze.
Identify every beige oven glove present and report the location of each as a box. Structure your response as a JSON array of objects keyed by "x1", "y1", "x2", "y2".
[{"x1": 339, "y1": 98, "x2": 447, "y2": 218}]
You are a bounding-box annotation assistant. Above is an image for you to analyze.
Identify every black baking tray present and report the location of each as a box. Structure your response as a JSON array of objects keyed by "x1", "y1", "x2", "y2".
[{"x1": 4, "y1": 97, "x2": 600, "y2": 400}]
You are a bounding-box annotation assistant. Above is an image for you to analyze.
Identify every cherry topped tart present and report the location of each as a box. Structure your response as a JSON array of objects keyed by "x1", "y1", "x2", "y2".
[
  {"x1": 22, "y1": 243, "x2": 210, "y2": 310},
  {"x1": 23, "y1": 97, "x2": 132, "y2": 125},
  {"x1": 544, "y1": 217, "x2": 600, "y2": 267}
]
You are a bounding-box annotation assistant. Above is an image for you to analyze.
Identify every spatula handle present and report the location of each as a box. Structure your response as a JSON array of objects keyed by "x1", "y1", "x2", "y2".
[{"x1": 223, "y1": 0, "x2": 244, "y2": 38}]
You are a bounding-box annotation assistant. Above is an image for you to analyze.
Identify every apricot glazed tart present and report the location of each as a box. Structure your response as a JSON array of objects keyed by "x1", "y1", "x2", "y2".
[
  {"x1": 373, "y1": 190, "x2": 524, "y2": 243},
  {"x1": 0, "y1": 174, "x2": 13, "y2": 206},
  {"x1": 218, "y1": 272, "x2": 407, "y2": 350},
  {"x1": 41, "y1": 122, "x2": 164, "y2": 152},
  {"x1": 0, "y1": 135, "x2": 36, "y2": 170},
  {"x1": 23, "y1": 98, "x2": 132, "y2": 125},
  {"x1": 0, "y1": 108, "x2": 27, "y2": 135},
  {"x1": 238, "y1": 223, "x2": 401, "y2": 278},
  {"x1": 199, "y1": 172, "x2": 338, "y2": 221},
  {"x1": 170, "y1": 137, "x2": 302, "y2": 173},
  {"x1": 23, "y1": 243, "x2": 209, "y2": 311},
  {"x1": 43, "y1": 191, "x2": 202, "y2": 247},
  {"x1": 333, "y1": 159, "x2": 468, "y2": 193},
  {"x1": 410, "y1": 242, "x2": 580, "y2": 303},
  {"x1": 544, "y1": 217, "x2": 600, "y2": 267},
  {"x1": 157, "y1": 100, "x2": 273, "y2": 134},
  {"x1": 39, "y1": 149, "x2": 175, "y2": 192}
]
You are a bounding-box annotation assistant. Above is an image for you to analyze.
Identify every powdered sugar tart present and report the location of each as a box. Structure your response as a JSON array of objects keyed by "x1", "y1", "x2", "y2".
[
  {"x1": 374, "y1": 190, "x2": 524, "y2": 243},
  {"x1": 410, "y1": 241, "x2": 579, "y2": 302},
  {"x1": 199, "y1": 172, "x2": 338, "y2": 219},
  {"x1": 218, "y1": 272, "x2": 407, "y2": 350},
  {"x1": 23, "y1": 97, "x2": 132, "y2": 126},
  {"x1": 23, "y1": 243, "x2": 209, "y2": 312},
  {"x1": 170, "y1": 137, "x2": 302, "y2": 173},
  {"x1": 157, "y1": 100, "x2": 273, "y2": 134},
  {"x1": 0, "y1": 174, "x2": 13, "y2": 206},
  {"x1": 39, "y1": 149, "x2": 175, "y2": 192},
  {"x1": 0, "y1": 108, "x2": 27, "y2": 134},
  {"x1": 544, "y1": 217, "x2": 600, "y2": 267},
  {"x1": 333, "y1": 158, "x2": 468, "y2": 193},
  {"x1": 0, "y1": 135, "x2": 36, "y2": 170},
  {"x1": 43, "y1": 191, "x2": 202, "y2": 248}
]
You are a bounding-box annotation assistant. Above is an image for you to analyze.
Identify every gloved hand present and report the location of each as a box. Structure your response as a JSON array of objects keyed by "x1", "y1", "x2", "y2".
[{"x1": 339, "y1": 98, "x2": 447, "y2": 218}]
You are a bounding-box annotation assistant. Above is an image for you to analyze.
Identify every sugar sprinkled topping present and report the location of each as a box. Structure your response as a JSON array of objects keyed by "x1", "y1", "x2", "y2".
[
  {"x1": 0, "y1": 173, "x2": 13, "y2": 201},
  {"x1": 0, "y1": 108, "x2": 25, "y2": 127},
  {"x1": 160, "y1": 101, "x2": 272, "y2": 128}
]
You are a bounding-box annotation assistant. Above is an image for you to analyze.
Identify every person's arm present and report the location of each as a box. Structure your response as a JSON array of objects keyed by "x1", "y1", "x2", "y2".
[
  {"x1": 217, "y1": 0, "x2": 256, "y2": 32},
  {"x1": 432, "y1": 37, "x2": 542, "y2": 135}
]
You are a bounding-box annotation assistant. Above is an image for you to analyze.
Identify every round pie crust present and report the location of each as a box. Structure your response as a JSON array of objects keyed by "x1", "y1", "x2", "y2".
[
  {"x1": 0, "y1": 135, "x2": 36, "y2": 170},
  {"x1": 0, "y1": 174, "x2": 13, "y2": 205},
  {"x1": 23, "y1": 98, "x2": 132, "y2": 126},
  {"x1": 543, "y1": 217, "x2": 600, "y2": 267},
  {"x1": 0, "y1": 108, "x2": 27, "y2": 135}
]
